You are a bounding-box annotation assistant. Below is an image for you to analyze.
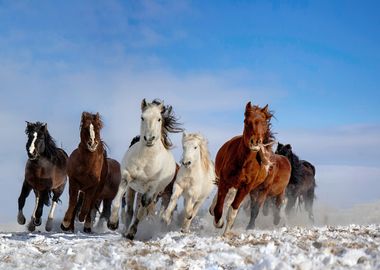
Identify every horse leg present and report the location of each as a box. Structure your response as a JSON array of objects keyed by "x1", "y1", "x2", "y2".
[
  {"x1": 247, "y1": 191, "x2": 259, "y2": 230},
  {"x1": 223, "y1": 187, "x2": 252, "y2": 236},
  {"x1": 162, "y1": 183, "x2": 183, "y2": 225},
  {"x1": 108, "y1": 174, "x2": 130, "y2": 230},
  {"x1": 123, "y1": 187, "x2": 136, "y2": 228},
  {"x1": 285, "y1": 193, "x2": 297, "y2": 218},
  {"x1": 17, "y1": 181, "x2": 32, "y2": 225},
  {"x1": 81, "y1": 186, "x2": 101, "y2": 233},
  {"x1": 45, "y1": 184, "x2": 64, "y2": 231},
  {"x1": 209, "y1": 192, "x2": 218, "y2": 216},
  {"x1": 61, "y1": 180, "x2": 80, "y2": 232},
  {"x1": 182, "y1": 199, "x2": 202, "y2": 233},
  {"x1": 213, "y1": 184, "x2": 229, "y2": 229},
  {"x1": 262, "y1": 199, "x2": 270, "y2": 216},
  {"x1": 273, "y1": 193, "x2": 285, "y2": 226},
  {"x1": 124, "y1": 193, "x2": 147, "y2": 240},
  {"x1": 27, "y1": 192, "x2": 40, "y2": 232},
  {"x1": 305, "y1": 187, "x2": 315, "y2": 223}
]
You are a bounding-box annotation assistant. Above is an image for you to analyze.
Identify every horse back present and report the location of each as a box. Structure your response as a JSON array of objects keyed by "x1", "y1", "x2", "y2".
[{"x1": 301, "y1": 160, "x2": 316, "y2": 176}]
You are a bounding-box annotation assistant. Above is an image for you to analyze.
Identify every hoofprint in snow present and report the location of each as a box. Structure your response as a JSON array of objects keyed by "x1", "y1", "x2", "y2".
[{"x1": 0, "y1": 222, "x2": 379, "y2": 270}]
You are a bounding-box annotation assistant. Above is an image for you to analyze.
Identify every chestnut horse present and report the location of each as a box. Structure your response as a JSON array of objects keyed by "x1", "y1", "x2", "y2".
[
  {"x1": 108, "y1": 99, "x2": 183, "y2": 240},
  {"x1": 18, "y1": 122, "x2": 68, "y2": 232},
  {"x1": 275, "y1": 143, "x2": 316, "y2": 222},
  {"x1": 210, "y1": 102, "x2": 274, "y2": 236},
  {"x1": 246, "y1": 144, "x2": 291, "y2": 229},
  {"x1": 61, "y1": 112, "x2": 108, "y2": 233},
  {"x1": 76, "y1": 158, "x2": 121, "y2": 226}
]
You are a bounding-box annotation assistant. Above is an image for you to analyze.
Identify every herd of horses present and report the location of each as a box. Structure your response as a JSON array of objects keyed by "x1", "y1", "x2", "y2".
[{"x1": 17, "y1": 99, "x2": 316, "y2": 239}]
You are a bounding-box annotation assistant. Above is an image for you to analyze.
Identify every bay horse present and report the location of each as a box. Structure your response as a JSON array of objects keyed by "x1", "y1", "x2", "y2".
[
  {"x1": 76, "y1": 158, "x2": 121, "y2": 227},
  {"x1": 61, "y1": 112, "x2": 108, "y2": 233},
  {"x1": 162, "y1": 132, "x2": 215, "y2": 233},
  {"x1": 275, "y1": 143, "x2": 316, "y2": 222},
  {"x1": 108, "y1": 99, "x2": 183, "y2": 240},
  {"x1": 17, "y1": 121, "x2": 68, "y2": 232},
  {"x1": 246, "y1": 144, "x2": 291, "y2": 229},
  {"x1": 210, "y1": 102, "x2": 274, "y2": 236}
]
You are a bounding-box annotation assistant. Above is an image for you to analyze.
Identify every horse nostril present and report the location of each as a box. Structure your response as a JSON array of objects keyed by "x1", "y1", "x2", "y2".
[
  {"x1": 143, "y1": 136, "x2": 147, "y2": 141},
  {"x1": 250, "y1": 139, "x2": 254, "y2": 144},
  {"x1": 151, "y1": 136, "x2": 155, "y2": 141},
  {"x1": 187, "y1": 161, "x2": 191, "y2": 166}
]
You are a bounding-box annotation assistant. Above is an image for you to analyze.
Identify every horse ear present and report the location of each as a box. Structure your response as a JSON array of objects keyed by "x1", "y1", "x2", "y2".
[
  {"x1": 245, "y1": 101, "x2": 252, "y2": 112},
  {"x1": 285, "y1": 144, "x2": 292, "y2": 150},
  {"x1": 25, "y1": 121, "x2": 31, "y2": 127},
  {"x1": 95, "y1": 112, "x2": 100, "y2": 120},
  {"x1": 261, "y1": 104, "x2": 271, "y2": 119},
  {"x1": 277, "y1": 142, "x2": 283, "y2": 148},
  {"x1": 183, "y1": 131, "x2": 187, "y2": 139},
  {"x1": 141, "y1": 98, "x2": 148, "y2": 111},
  {"x1": 42, "y1": 123, "x2": 47, "y2": 131}
]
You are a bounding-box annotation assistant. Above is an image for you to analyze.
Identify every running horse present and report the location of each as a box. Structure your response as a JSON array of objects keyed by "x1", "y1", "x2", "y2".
[
  {"x1": 17, "y1": 122, "x2": 68, "y2": 231},
  {"x1": 275, "y1": 143, "x2": 316, "y2": 222},
  {"x1": 246, "y1": 142, "x2": 292, "y2": 229},
  {"x1": 210, "y1": 102, "x2": 274, "y2": 236},
  {"x1": 108, "y1": 99, "x2": 183, "y2": 240},
  {"x1": 61, "y1": 112, "x2": 108, "y2": 233}
]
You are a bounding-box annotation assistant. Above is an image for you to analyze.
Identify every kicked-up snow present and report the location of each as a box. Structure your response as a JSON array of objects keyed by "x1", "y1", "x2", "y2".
[
  {"x1": 1, "y1": 201, "x2": 380, "y2": 269},
  {"x1": 0, "y1": 223, "x2": 380, "y2": 269}
]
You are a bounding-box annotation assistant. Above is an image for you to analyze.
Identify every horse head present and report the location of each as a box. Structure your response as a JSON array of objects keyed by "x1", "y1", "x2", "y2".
[
  {"x1": 25, "y1": 121, "x2": 48, "y2": 160},
  {"x1": 243, "y1": 102, "x2": 273, "y2": 152},
  {"x1": 181, "y1": 132, "x2": 210, "y2": 169},
  {"x1": 80, "y1": 112, "x2": 103, "y2": 152},
  {"x1": 275, "y1": 142, "x2": 293, "y2": 159},
  {"x1": 140, "y1": 98, "x2": 183, "y2": 148}
]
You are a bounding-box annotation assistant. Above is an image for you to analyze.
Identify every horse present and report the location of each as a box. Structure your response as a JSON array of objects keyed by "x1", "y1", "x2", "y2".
[
  {"x1": 108, "y1": 99, "x2": 183, "y2": 240},
  {"x1": 275, "y1": 143, "x2": 316, "y2": 222},
  {"x1": 76, "y1": 158, "x2": 121, "y2": 227},
  {"x1": 61, "y1": 112, "x2": 108, "y2": 233},
  {"x1": 210, "y1": 102, "x2": 274, "y2": 236},
  {"x1": 246, "y1": 143, "x2": 292, "y2": 229},
  {"x1": 161, "y1": 132, "x2": 215, "y2": 233},
  {"x1": 17, "y1": 121, "x2": 68, "y2": 232}
]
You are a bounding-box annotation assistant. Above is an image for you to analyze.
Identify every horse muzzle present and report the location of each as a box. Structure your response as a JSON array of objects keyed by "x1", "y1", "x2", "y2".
[
  {"x1": 27, "y1": 152, "x2": 39, "y2": 160},
  {"x1": 249, "y1": 144, "x2": 261, "y2": 152},
  {"x1": 87, "y1": 142, "x2": 99, "y2": 152},
  {"x1": 181, "y1": 160, "x2": 192, "y2": 168}
]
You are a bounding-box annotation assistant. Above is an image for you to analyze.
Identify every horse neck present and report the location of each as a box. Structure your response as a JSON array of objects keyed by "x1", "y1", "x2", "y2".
[{"x1": 237, "y1": 137, "x2": 255, "y2": 162}]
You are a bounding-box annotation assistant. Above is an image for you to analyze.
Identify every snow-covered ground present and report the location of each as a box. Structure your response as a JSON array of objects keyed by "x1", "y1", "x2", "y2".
[{"x1": 1, "y1": 202, "x2": 380, "y2": 270}]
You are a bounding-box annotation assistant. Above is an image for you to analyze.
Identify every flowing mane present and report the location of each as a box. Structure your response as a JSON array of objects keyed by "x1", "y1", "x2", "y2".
[
  {"x1": 152, "y1": 99, "x2": 183, "y2": 149},
  {"x1": 183, "y1": 133, "x2": 213, "y2": 173},
  {"x1": 249, "y1": 104, "x2": 276, "y2": 144}
]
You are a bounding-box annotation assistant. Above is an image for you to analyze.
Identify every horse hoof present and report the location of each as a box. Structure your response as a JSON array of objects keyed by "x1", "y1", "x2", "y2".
[
  {"x1": 17, "y1": 213, "x2": 26, "y2": 225},
  {"x1": 214, "y1": 218, "x2": 224, "y2": 229},
  {"x1": 78, "y1": 213, "x2": 86, "y2": 223},
  {"x1": 123, "y1": 232, "x2": 135, "y2": 240},
  {"x1": 274, "y1": 216, "x2": 280, "y2": 226},
  {"x1": 209, "y1": 207, "x2": 215, "y2": 217},
  {"x1": 34, "y1": 218, "x2": 42, "y2": 227},
  {"x1": 45, "y1": 218, "x2": 54, "y2": 232},
  {"x1": 83, "y1": 227, "x2": 92, "y2": 234},
  {"x1": 60, "y1": 223, "x2": 73, "y2": 232},
  {"x1": 27, "y1": 221, "x2": 36, "y2": 232},
  {"x1": 246, "y1": 223, "x2": 255, "y2": 230},
  {"x1": 107, "y1": 220, "x2": 119, "y2": 231}
]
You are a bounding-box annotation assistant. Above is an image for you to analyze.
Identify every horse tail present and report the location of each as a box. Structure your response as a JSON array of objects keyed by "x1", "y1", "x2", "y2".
[{"x1": 129, "y1": 135, "x2": 140, "y2": 148}]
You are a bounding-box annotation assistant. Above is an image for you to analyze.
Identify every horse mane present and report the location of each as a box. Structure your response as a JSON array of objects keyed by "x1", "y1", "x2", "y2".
[
  {"x1": 285, "y1": 148, "x2": 305, "y2": 186},
  {"x1": 152, "y1": 99, "x2": 183, "y2": 149},
  {"x1": 183, "y1": 133, "x2": 213, "y2": 173}
]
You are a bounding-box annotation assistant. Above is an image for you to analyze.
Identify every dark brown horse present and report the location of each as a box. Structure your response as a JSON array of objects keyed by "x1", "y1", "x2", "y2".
[
  {"x1": 76, "y1": 158, "x2": 121, "y2": 226},
  {"x1": 61, "y1": 112, "x2": 108, "y2": 233},
  {"x1": 18, "y1": 122, "x2": 68, "y2": 232},
  {"x1": 247, "y1": 145, "x2": 291, "y2": 229},
  {"x1": 275, "y1": 143, "x2": 316, "y2": 222},
  {"x1": 210, "y1": 102, "x2": 273, "y2": 236}
]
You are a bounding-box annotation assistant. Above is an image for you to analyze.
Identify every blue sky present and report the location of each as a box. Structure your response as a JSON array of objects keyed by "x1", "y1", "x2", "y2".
[{"x1": 0, "y1": 0, "x2": 380, "y2": 223}]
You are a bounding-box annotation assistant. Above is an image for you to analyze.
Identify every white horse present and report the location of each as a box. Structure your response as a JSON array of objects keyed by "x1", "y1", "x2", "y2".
[
  {"x1": 108, "y1": 99, "x2": 182, "y2": 240},
  {"x1": 162, "y1": 132, "x2": 215, "y2": 233}
]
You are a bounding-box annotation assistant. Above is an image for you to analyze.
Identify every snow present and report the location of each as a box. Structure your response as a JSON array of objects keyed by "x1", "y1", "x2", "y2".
[{"x1": 1, "y1": 202, "x2": 380, "y2": 269}]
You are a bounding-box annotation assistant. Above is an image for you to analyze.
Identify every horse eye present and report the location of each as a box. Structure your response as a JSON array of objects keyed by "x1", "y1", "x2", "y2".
[
  {"x1": 194, "y1": 146, "x2": 197, "y2": 149},
  {"x1": 141, "y1": 117, "x2": 144, "y2": 121},
  {"x1": 158, "y1": 118, "x2": 161, "y2": 122}
]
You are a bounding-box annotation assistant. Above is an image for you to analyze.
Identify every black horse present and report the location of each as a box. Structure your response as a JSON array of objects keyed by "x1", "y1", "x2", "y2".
[
  {"x1": 18, "y1": 122, "x2": 68, "y2": 231},
  {"x1": 275, "y1": 143, "x2": 316, "y2": 222}
]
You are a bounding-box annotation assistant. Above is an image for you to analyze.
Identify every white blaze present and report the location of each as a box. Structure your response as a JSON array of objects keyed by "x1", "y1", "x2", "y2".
[
  {"x1": 89, "y1": 124, "x2": 95, "y2": 144},
  {"x1": 29, "y1": 132, "x2": 38, "y2": 154}
]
